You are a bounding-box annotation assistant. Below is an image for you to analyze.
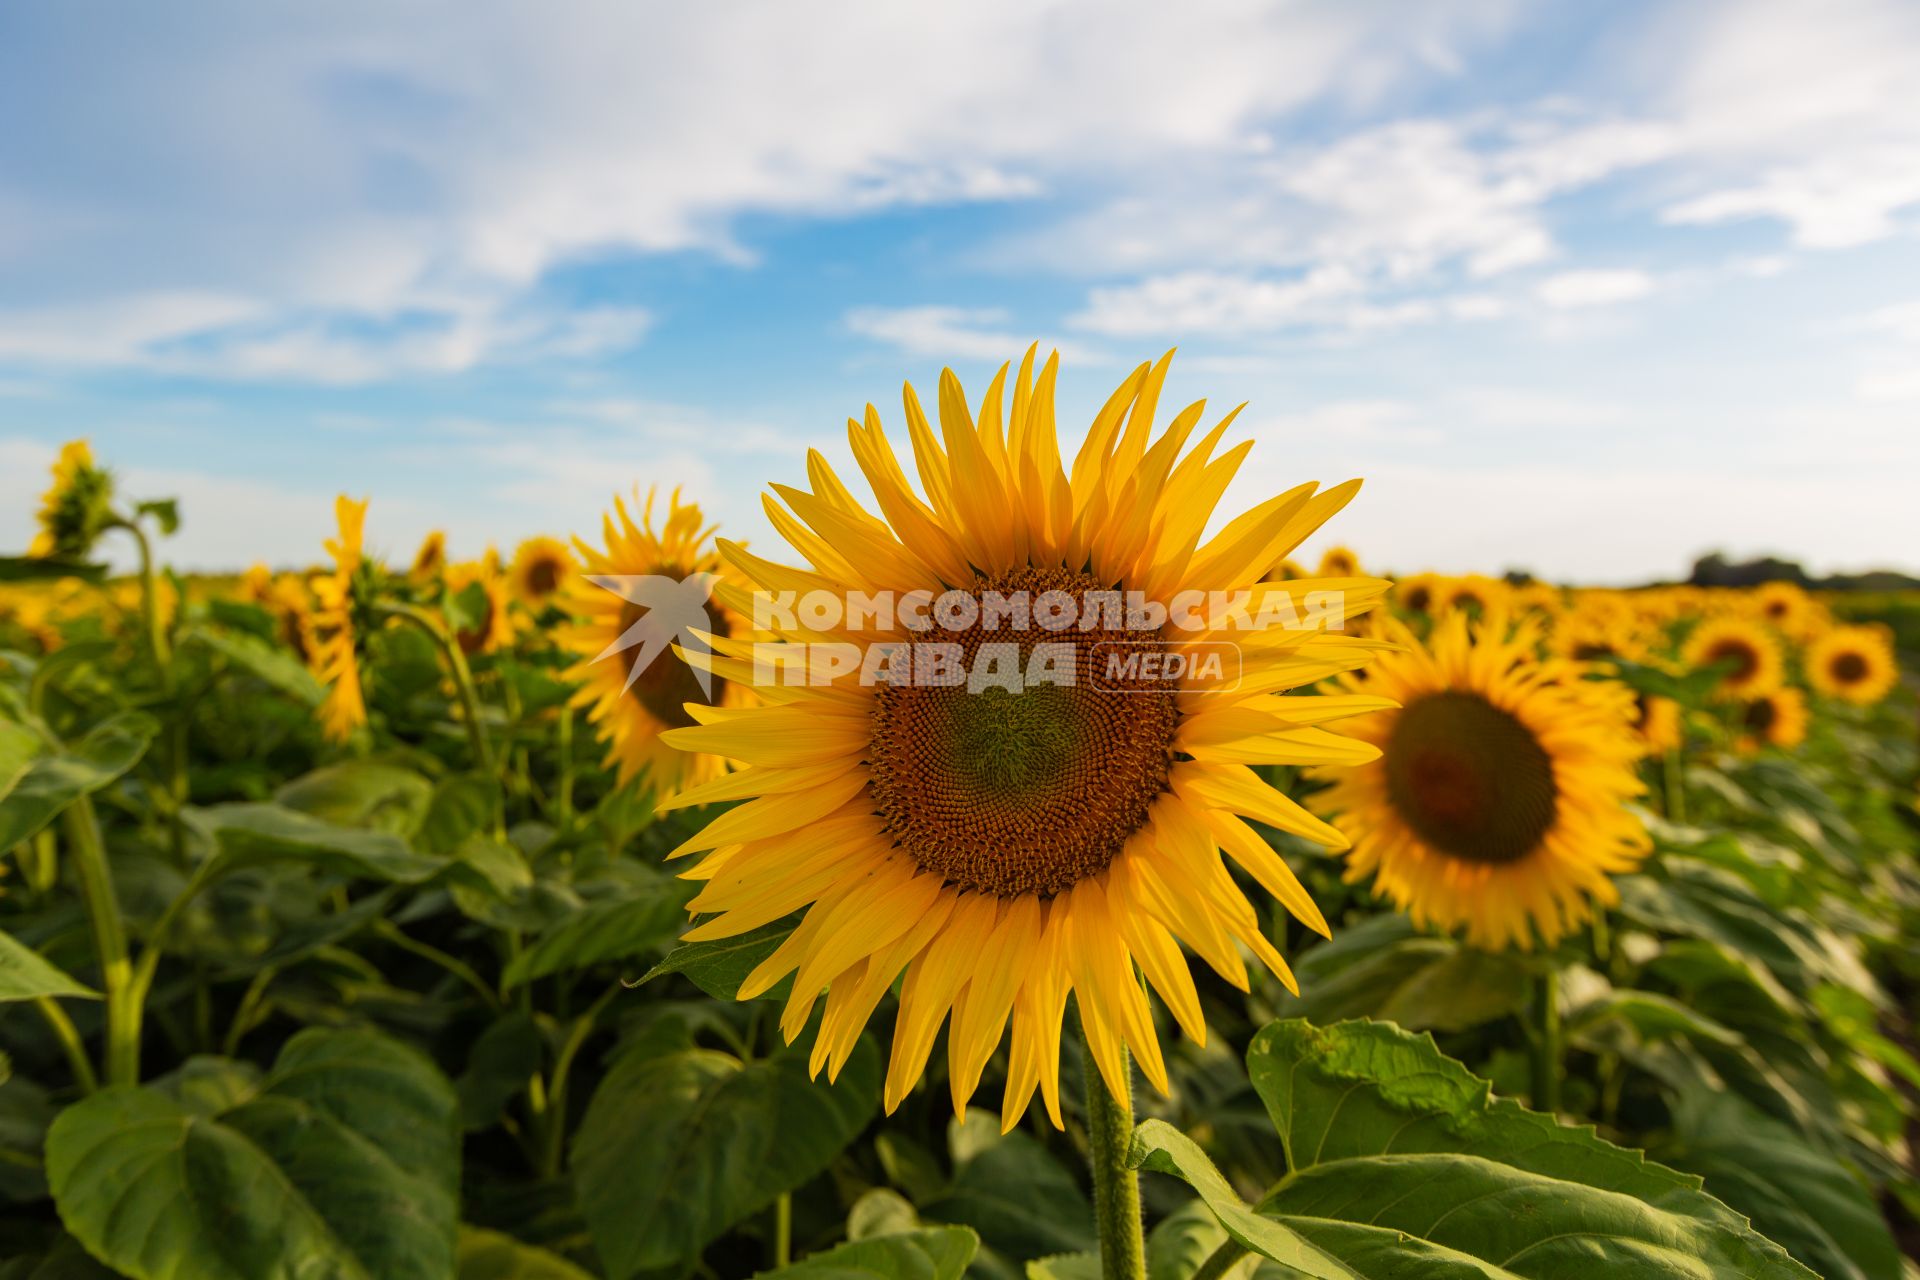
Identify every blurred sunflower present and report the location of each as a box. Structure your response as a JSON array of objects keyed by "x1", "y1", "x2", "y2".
[
  {"x1": 1806, "y1": 625, "x2": 1899, "y2": 705},
  {"x1": 1752, "y1": 581, "x2": 1816, "y2": 639},
  {"x1": 239, "y1": 563, "x2": 276, "y2": 606},
  {"x1": 656, "y1": 349, "x2": 1390, "y2": 1128},
  {"x1": 445, "y1": 557, "x2": 516, "y2": 655},
  {"x1": 1551, "y1": 609, "x2": 1647, "y2": 667},
  {"x1": 28, "y1": 440, "x2": 116, "y2": 560},
  {"x1": 1316, "y1": 545, "x2": 1360, "y2": 577},
  {"x1": 1435, "y1": 573, "x2": 1507, "y2": 618},
  {"x1": 1683, "y1": 617, "x2": 1783, "y2": 701},
  {"x1": 1309, "y1": 612, "x2": 1650, "y2": 952},
  {"x1": 510, "y1": 535, "x2": 576, "y2": 609},
  {"x1": 311, "y1": 496, "x2": 374, "y2": 743},
  {"x1": 559, "y1": 490, "x2": 746, "y2": 795},
  {"x1": 1737, "y1": 687, "x2": 1807, "y2": 753},
  {"x1": 1630, "y1": 691, "x2": 1683, "y2": 754},
  {"x1": 410, "y1": 529, "x2": 448, "y2": 583},
  {"x1": 1395, "y1": 572, "x2": 1439, "y2": 616}
]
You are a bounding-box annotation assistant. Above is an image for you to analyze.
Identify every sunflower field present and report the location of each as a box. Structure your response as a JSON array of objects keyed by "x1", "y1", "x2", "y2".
[{"x1": 2, "y1": 354, "x2": 1917, "y2": 1280}]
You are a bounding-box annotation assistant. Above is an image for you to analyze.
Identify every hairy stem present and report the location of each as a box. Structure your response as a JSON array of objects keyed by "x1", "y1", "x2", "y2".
[{"x1": 1081, "y1": 1029, "x2": 1146, "y2": 1280}]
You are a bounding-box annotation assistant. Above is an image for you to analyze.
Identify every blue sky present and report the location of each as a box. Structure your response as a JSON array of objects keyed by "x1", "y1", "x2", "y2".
[{"x1": 2, "y1": 0, "x2": 1917, "y2": 582}]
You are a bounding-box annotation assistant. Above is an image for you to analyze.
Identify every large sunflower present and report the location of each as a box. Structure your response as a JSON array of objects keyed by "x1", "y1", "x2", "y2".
[
  {"x1": 28, "y1": 440, "x2": 116, "y2": 560},
  {"x1": 1683, "y1": 616, "x2": 1783, "y2": 701},
  {"x1": 312, "y1": 496, "x2": 372, "y2": 743},
  {"x1": 559, "y1": 490, "x2": 747, "y2": 795},
  {"x1": 656, "y1": 350, "x2": 1390, "y2": 1127},
  {"x1": 1806, "y1": 625, "x2": 1899, "y2": 705},
  {"x1": 1309, "y1": 612, "x2": 1650, "y2": 952}
]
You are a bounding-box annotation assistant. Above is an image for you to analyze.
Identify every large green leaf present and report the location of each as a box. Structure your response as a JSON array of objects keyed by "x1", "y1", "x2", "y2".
[
  {"x1": 1657, "y1": 1094, "x2": 1901, "y2": 1280},
  {"x1": 180, "y1": 624, "x2": 324, "y2": 706},
  {"x1": 456, "y1": 1226, "x2": 595, "y2": 1280},
  {"x1": 275, "y1": 761, "x2": 434, "y2": 835},
  {"x1": 46, "y1": 1028, "x2": 459, "y2": 1280},
  {"x1": 0, "y1": 717, "x2": 43, "y2": 806},
  {"x1": 1280, "y1": 915, "x2": 1531, "y2": 1032},
  {"x1": 0, "y1": 713, "x2": 156, "y2": 848},
  {"x1": 923, "y1": 1112, "x2": 1095, "y2": 1261},
  {"x1": 572, "y1": 1036, "x2": 880, "y2": 1275},
  {"x1": 501, "y1": 869, "x2": 696, "y2": 990},
  {"x1": 758, "y1": 1227, "x2": 977, "y2": 1280},
  {"x1": 0, "y1": 929, "x2": 98, "y2": 1003},
  {"x1": 1128, "y1": 1122, "x2": 1349, "y2": 1279},
  {"x1": 190, "y1": 802, "x2": 447, "y2": 883},
  {"x1": 1239, "y1": 1019, "x2": 1813, "y2": 1278}
]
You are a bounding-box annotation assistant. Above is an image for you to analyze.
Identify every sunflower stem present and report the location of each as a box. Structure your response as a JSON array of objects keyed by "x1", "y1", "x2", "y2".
[
  {"x1": 379, "y1": 603, "x2": 496, "y2": 778},
  {"x1": 66, "y1": 795, "x2": 140, "y2": 1086},
  {"x1": 1190, "y1": 1240, "x2": 1249, "y2": 1280},
  {"x1": 1529, "y1": 966, "x2": 1561, "y2": 1115},
  {"x1": 116, "y1": 515, "x2": 172, "y2": 678},
  {"x1": 771, "y1": 1192, "x2": 792, "y2": 1269},
  {"x1": 1662, "y1": 747, "x2": 1687, "y2": 825},
  {"x1": 1081, "y1": 1032, "x2": 1147, "y2": 1280}
]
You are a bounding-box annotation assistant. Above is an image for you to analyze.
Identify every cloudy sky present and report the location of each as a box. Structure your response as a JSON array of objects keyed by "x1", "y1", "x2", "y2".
[{"x1": 2, "y1": 0, "x2": 1917, "y2": 582}]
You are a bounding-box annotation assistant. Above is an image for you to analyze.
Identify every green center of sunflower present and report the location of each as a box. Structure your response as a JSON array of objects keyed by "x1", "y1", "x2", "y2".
[
  {"x1": 1384, "y1": 691, "x2": 1558, "y2": 866},
  {"x1": 618, "y1": 582, "x2": 730, "y2": 729},
  {"x1": 1830, "y1": 651, "x2": 1868, "y2": 684},
  {"x1": 867, "y1": 566, "x2": 1177, "y2": 898},
  {"x1": 1704, "y1": 639, "x2": 1758, "y2": 681}
]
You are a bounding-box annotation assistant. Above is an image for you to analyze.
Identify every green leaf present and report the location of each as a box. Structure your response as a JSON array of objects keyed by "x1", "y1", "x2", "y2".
[
  {"x1": 640, "y1": 917, "x2": 796, "y2": 1000},
  {"x1": 0, "y1": 718, "x2": 43, "y2": 806},
  {"x1": 1128, "y1": 1121, "x2": 1350, "y2": 1279},
  {"x1": 847, "y1": 1188, "x2": 923, "y2": 1240},
  {"x1": 456, "y1": 1226, "x2": 595, "y2": 1280},
  {"x1": 757, "y1": 1228, "x2": 977, "y2": 1280},
  {"x1": 0, "y1": 929, "x2": 99, "y2": 1002},
  {"x1": 1283, "y1": 915, "x2": 1531, "y2": 1032},
  {"x1": 416, "y1": 772, "x2": 503, "y2": 854},
  {"x1": 924, "y1": 1112, "x2": 1095, "y2": 1260},
  {"x1": 1658, "y1": 1094, "x2": 1902, "y2": 1280},
  {"x1": 275, "y1": 761, "x2": 434, "y2": 835},
  {"x1": 1144, "y1": 1201, "x2": 1248, "y2": 1280},
  {"x1": 0, "y1": 713, "x2": 156, "y2": 848},
  {"x1": 456, "y1": 1013, "x2": 543, "y2": 1131},
  {"x1": 1244, "y1": 1018, "x2": 1815, "y2": 1278},
  {"x1": 1025, "y1": 1255, "x2": 1100, "y2": 1280},
  {"x1": 572, "y1": 1037, "x2": 880, "y2": 1275},
  {"x1": 180, "y1": 623, "x2": 324, "y2": 706},
  {"x1": 47, "y1": 1028, "x2": 459, "y2": 1280},
  {"x1": 192, "y1": 802, "x2": 448, "y2": 883},
  {"x1": 502, "y1": 871, "x2": 696, "y2": 990},
  {"x1": 0, "y1": 557, "x2": 108, "y2": 584},
  {"x1": 1566, "y1": 988, "x2": 1744, "y2": 1050}
]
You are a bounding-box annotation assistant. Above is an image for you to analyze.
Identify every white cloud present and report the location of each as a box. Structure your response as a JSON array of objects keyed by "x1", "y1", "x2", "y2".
[
  {"x1": 845, "y1": 306, "x2": 1101, "y2": 364},
  {"x1": 1536, "y1": 269, "x2": 1656, "y2": 309}
]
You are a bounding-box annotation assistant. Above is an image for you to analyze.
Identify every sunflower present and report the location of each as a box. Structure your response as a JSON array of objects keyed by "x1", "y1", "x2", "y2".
[
  {"x1": 1630, "y1": 691, "x2": 1683, "y2": 754},
  {"x1": 1309, "y1": 611, "x2": 1650, "y2": 952},
  {"x1": 1316, "y1": 545, "x2": 1361, "y2": 578},
  {"x1": 445, "y1": 557, "x2": 516, "y2": 655},
  {"x1": 1395, "y1": 572, "x2": 1439, "y2": 616},
  {"x1": 1737, "y1": 687, "x2": 1807, "y2": 753},
  {"x1": 311, "y1": 497, "x2": 373, "y2": 743},
  {"x1": 28, "y1": 440, "x2": 116, "y2": 560},
  {"x1": 1752, "y1": 581, "x2": 1817, "y2": 639},
  {"x1": 239, "y1": 563, "x2": 276, "y2": 606},
  {"x1": 1682, "y1": 616, "x2": 1783, "y2": 701},
  {"x1": 510, "y1": 535, "x2": 576, "y2": 609},
  {"x1": 1434, "y1": 573, "x2": 1507, "y2": 618},
  {"x1": 410, "y1": 530, "x2": 448, "y2": 584},
  {"x1": 654, "y1": 349, "x2": 1391, "y2": 1128},
  {"x1": 1806, "y1": 625, "x2": 1899, "y2": 705},
  {"x1": 558, "y1": 490, "x2": 747, "y2": 795},
  {"x1": 1550, "y1": 606, "x2": 1648, "y2": 667}
]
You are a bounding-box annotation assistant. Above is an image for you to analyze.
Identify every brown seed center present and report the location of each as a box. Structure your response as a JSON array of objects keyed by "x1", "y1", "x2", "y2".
[
  {"x1": 1384, "y1": 691, "x2": 1558, "y2": 866},
  {"x1": 866, "y1": 566, "x2": 1177, "y2": 898}
]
